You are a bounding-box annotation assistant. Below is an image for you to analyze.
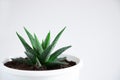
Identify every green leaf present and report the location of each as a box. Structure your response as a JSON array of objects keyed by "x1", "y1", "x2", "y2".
[
  {"x1": 16, "y1": 32, "x2": 37, "y2": 64},
  {"x1": 46, "y1": 60, "x2": 68, "y2": 67},
  {"x1": 36, "y1": 57, "x2": 42, "y2": 67},
  {"x1": 44, "y1": 31, "x2": 50, "y2": 49},
  {"x1": 41, "y1": 27, "x2": 66, "y2": 63},
  {"x1": 25, "y1": 51, "x2": 36, "y2": 64},
  {"x1": 34, "y1": 34, "x2": 43, "y2": 55},
  {"x1": 16, "y1": 32, "x2": 33, "y2": 52},
  {"x1": 12, "y1": 57, "x2": 33, "y2": 65},
  {"x1": 42, "y1": 40, "x2": 45, "y2": 50},
  {"x1": 24, "y1": 27, "x2": 36, "y2": 49},
  {"x1": 57, "y1": 57, "x2": 67, "y2": 61},
  {"x1": 48, "y1": 46, "x2": 71, "y2": 62}
]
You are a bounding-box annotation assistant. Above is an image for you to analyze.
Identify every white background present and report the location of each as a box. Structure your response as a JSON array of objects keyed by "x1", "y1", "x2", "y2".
[{"x1": 0, "y1": 0, "x2": 120, "y2": 80}]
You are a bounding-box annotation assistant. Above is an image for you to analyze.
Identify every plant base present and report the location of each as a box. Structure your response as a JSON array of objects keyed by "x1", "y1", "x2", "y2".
[{"x1": 4, "y1": 57, "x2": 76, "y2": 70}]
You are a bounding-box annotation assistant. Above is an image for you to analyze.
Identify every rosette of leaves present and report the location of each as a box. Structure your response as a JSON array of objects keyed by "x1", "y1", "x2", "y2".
[{"x1": 15, "y1": 27, "x2": 71, "y2": 68}]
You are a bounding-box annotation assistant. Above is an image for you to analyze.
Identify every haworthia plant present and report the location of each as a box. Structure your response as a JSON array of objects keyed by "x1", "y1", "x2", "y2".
[{"x1": 16, "y1": 27, "x2": 71, "y2": 68}]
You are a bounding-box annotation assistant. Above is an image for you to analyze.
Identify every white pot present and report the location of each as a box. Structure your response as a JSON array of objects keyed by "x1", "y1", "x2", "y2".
[{"x1": 0, "y1": 54, "x2": 82, "y2": 80}]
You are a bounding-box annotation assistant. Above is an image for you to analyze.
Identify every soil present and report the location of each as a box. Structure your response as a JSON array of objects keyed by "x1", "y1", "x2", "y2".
[{"x1": 4, "y1": 58, "x2": 76, "y2": 71}]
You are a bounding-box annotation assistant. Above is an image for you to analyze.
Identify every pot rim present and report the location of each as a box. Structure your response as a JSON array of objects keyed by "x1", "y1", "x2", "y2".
[{"x1": 0, "y1": 54, "x2": 82, "y2": 77}]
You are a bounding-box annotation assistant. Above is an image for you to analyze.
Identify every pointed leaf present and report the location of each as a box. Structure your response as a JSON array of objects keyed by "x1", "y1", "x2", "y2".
[
  {"x1": 44, "y1": 32, "x2": 50, "y2": 49},
  {"x1": 34, "y1": 34, "x2": 43, "y2": 54},
  {"x1": 16, "y1": 32, "x2": 33, "y2": 52},
  {"x1": 48, "y1": 46, "x2": 71, "y2": 62},
  {"x1": 42, "y1": 40, "x2": 45, "y2": 50},
  {"x1": 41, "y1": 27, "x2": 66, "y2": 62},
  {"x1": 16, "y1": 32, "x2": 37, "y2": 58},
  {"x1": 24, "y1": 27, "x2": 36, "y2": 49}
]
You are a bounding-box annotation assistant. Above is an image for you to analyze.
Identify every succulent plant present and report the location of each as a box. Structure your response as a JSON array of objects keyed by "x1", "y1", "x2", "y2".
[{"x1": 16, "y1": 27, "x2": 71, "y2": 68}]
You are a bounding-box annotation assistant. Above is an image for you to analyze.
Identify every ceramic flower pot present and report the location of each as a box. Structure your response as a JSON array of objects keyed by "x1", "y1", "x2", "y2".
[{"x1": 0, "y1": 54, "x2": 82, "y2": 80}]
